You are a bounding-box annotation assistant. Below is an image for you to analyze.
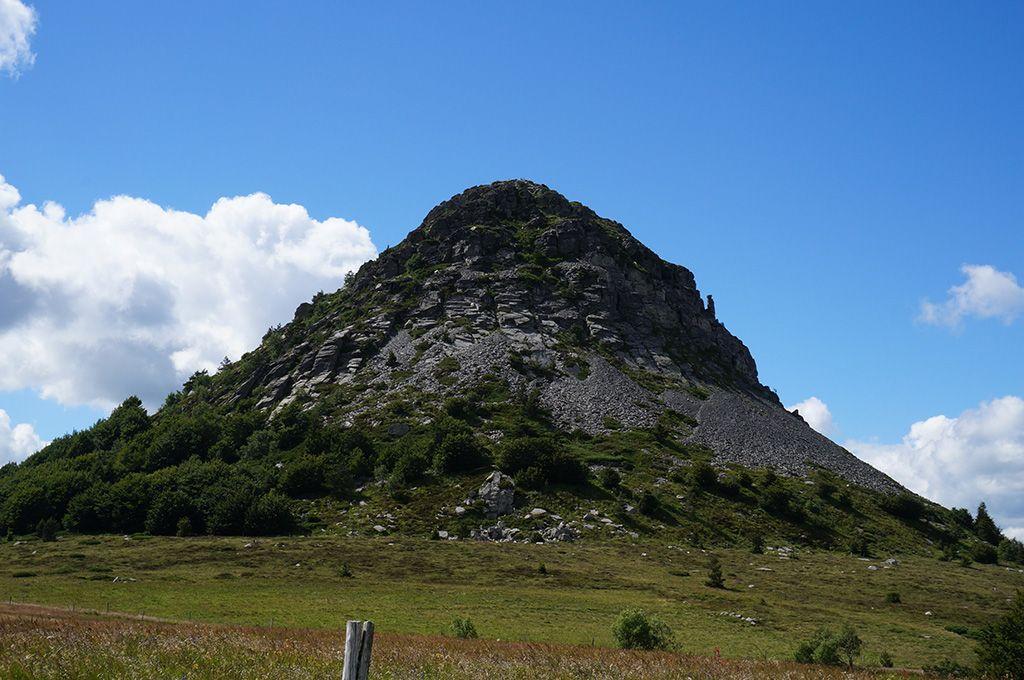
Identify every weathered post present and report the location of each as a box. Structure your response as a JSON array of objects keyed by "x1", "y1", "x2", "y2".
[
  {"x1": 342, "y1": 620, "x2": 361, "y2": 680},
  {"x1": 342, "y1": 620, "x2": 375, "y2": 680},
  {"x1": 357, "y1": 621, "x2": 374, "y2": 679}
]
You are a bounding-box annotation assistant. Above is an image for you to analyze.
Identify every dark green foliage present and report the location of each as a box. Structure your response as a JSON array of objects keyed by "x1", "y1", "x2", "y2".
[
  {"x1": 339, "y1": 562, "x2": 353, "y2": 578},
  {"x1": 244, "y1": 491, "x2": 296, "y2": 536},
  {"x1": 36, "y1": 517, "x2": 60, "y2": 541},
  {"x1": 612, "y1": 609, "x2": 673, "y2": 650},
  {"x1": 879, "y1": 651, "x2": 894, "y2": 668},
  {"x1": 705, "y1": 554, "x2": 724, "y2": 588},
  {"x1": 749, "y1": 530, "x2": 764, "y2": 554},
  {"x1": 495, "y1": 437, "x2": 586, "y2": 488},
  {"x1": 175, "y1": 516, "x2": 194, "y2": 537},
  {"x1": 278, "y1": 456, "x2": 325, "y2": 497},
  {"x1": 598, "y1": 467, "x2": 621, "y2": 490},
  {"x1": 975, "y1": 502, "x2": 1003, "y2": 545},
  {"x1": 951, "y1": 506, "x2": 974, "y2": 530},
  {"x1": 638, "y1": 490, "x2": 659, "y2": 516},
  {"x1": 690, "y1": 462, "x2": 717, "y2": 490},
  {"x1": 880, "y1": 492, "x2": 924, "y2": 521},
  {"x1": 794, "y1": 625, "x2": 862, "y2": 668},
  {"x1": 971, "y1": 542, "x2": 999, "y2": 564},
  {"x1": 975, "y1": 590, "x2": 1024, "y2": 679},
  {"x1": 999, "y1": 538, "x2": 1024, "y2": 564},
  {"x1": 921, "y1": 659, "x2": 974, "y2": 678},
  {"x1": 145, "y1": 490, "x2": 200, "y2": 536},
  {"x1": 429, "y1": 417, "x2": 486, "y2": 474},
  {"x1": 537, "y1": 562, "x2": 547, "y2": 574},
  {"x1": 758, "y1": 479, "x2": 801, "y2": 519},
  {"x1": 849, "y1": 536, "x2": 871, "y2": 558},
  {"x1": 450, "y1": 617, "x2": 478, "y2": 639},
  {"x1": 885, "y1": 591, "x2": 901, "y2": 604}
]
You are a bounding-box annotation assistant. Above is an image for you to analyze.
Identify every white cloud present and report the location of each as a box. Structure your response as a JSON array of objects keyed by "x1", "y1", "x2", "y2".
[
  {"x1": 787, "y1": 396, "x2": 836, "y2": 437},
  {"x1": 847, "y1": 396, "x2": 1024, "y2": 537},
  {"x1": 919, "y1": 264, "x2": 1024, "y2": 327},
  {"x1": 0, "y1": 0, "x2": 36, "y2": 77},
  {"x1": 0, "y1": 173, "x2": 377, "y2": 410},
  {"x1": 0, "y1": 408, "x2": 45, "y2": 464}
]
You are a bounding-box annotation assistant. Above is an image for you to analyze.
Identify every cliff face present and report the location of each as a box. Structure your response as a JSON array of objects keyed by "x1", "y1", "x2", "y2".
[{"x1": 222, "y1": 180, "x2": 899, "y2": 491}]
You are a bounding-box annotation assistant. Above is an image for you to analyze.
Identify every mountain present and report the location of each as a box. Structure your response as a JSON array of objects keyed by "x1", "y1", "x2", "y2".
[
  {"x1": 13, "y1": 179, "x2": 979, "y2": 555},
  {"x1": 221, "y1": 179, "x2": 897, "y2": 492}
]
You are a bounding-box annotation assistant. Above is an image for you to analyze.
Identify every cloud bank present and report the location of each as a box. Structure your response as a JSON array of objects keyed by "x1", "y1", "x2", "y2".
[
  {"x1": 0, "y1": 0, "x2": 36, "y2": 77},
  {"x1": 0, "y1": 173, "x2": 377, "y2": 411},
  {"x1": 846, "y1": 396, "x2": 1024, "y2": 540},
  {"x1": 0, "y1": 408, "x2": 45, "y2": 464},
  {"x1": 919, "y1": 264, "x2": 1024, "y2": 327}
]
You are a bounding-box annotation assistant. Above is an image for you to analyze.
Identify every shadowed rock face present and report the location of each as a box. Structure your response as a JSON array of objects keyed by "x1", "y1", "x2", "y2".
[{"x1": 229, "y1": 180, "x2": 900, "y2": 492}]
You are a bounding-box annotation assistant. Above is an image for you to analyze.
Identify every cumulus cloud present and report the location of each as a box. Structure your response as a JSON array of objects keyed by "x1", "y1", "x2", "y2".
[
  {"x1": 847, "y1": 396, "x2": 1024, "y2": 539},
  {"x1": 919, "y1": 264, "x2": 1024, "y2": 327},
  {"x1": 0, "y1": 409, "x2": 45, "y2": 464},
  {"x1": 787, "y1": 396, "x2": 836, "y2": 437},
  {"x1": 0, "y1": 0, "x2": 36, "y2": 77},
  {"x1": 0, "y1": 173, "x2": 377, "y2": 409}
]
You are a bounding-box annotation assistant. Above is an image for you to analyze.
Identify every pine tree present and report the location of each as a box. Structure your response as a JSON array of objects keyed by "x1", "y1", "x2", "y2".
[{"x1": 975, "y1": 502, "x2": 1003, "y2": 545}]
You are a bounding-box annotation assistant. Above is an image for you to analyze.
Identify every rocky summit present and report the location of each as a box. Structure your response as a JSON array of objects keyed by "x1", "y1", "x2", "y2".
[{"x1": 223, "y1": 180, "x2": 898, "y2": 492}]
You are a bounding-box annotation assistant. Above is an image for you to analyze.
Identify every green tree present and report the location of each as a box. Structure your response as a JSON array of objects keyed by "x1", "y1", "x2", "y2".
[
  {"x1": 612, "y1": 609, "x2": 673, "y2": 650},
  {"x1": 705, "y1": 555, "x2": 725, "y2": 588},
  {"x1": 975, "y1": 502, "x2": 1003, "y2": 545},
  {"x1": 975, "y1": 590, "x2": 1024, "y2": 679}
]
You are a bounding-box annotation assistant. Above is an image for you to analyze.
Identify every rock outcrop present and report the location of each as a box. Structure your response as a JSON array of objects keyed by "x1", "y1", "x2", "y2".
[{"x1": 223, "y1": 180, "x2": 900, "y2": 492}]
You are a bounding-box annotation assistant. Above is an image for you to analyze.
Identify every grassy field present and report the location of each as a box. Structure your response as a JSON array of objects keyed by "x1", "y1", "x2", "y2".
[
  {"x1": 0, "y1": 603, "x2": 924, "y2": 679},
  {"x1": 2, "y1": 533, "x2": 1022, "y2": 674}
]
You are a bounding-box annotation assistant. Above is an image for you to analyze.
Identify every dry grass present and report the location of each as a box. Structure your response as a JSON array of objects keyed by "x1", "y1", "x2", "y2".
[{"x1": 0, "y1": 603, "x2": 921, "y2": 679}]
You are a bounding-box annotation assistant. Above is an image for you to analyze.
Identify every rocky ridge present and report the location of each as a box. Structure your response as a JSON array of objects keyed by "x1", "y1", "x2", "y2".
[{"x1": 222, "y1": 180, "x2": 900, "y2": 492}]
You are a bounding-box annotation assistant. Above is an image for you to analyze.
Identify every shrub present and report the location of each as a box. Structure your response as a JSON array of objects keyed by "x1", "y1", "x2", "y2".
[
  {"x1": 598, "y1": 467, "x2": 621, "y2": 490},
  {"x1": 880, "y1": 492, "x2": 924, "y2": 521},
  {"x1": 705, "y1": 555, "x2": 725, "y2": 588},
  {"x1": 36, "y1": 517, "x2": 60, "y2": 542},
  {"x1": 244, "y1": 491, "x2": 295, "y2": 536},
  {"x1": 612, "y1": 608, "x2": 673, "y2": 650},
  {"x1": 495, "y1": 437, "x2": 586, "y2": 488},
  {"x1": 450, "y1": 617, "x2": 478, "y2": 639},
  {"x1": 976, "y1": 590, "x2": 1024, "y2": 679},
  {"x1": 999, "y1": 537, "x2": 1024, "y2": 564},
  {"x1": 749, "y1": 530, "x2": 765, "y2": 554},
  {"x1": 922, "y1": 658, "x2": 975, "y2": 678},
  {"x1": 971, "y1": 542, "x2": 999, "y2": 564},
  {"x1": 175, "y1": 516, "x2": 193, "y2": 537},
  {"x1": 339, "y1": 562, "x2": 353, "y2": 578},
  {"x1": 145, "y1": 490, "x2": 198, "y2": 536},
  {"x1": 885, "y1": 591, "x2": 901, "y2": 604},
  {"x1": 638, "y1": 490, "x2": 659, "y2": 516},
  {"x1": 690, "y1": 462, "x2": 717, "y2": 490},
  {"x1": 794, "y1": 625, "x2": 861, "y2": 668},
  {"x1": 278, "y1": 456, "x2": 325, "y2": 497},
  {"x1": 879, "y1": 651, "x2": 894, "y2": 668}
]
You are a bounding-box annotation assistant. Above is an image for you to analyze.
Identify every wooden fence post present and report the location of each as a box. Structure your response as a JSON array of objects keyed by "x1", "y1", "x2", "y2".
[
  {"x1": 357, "y1": 621, "x2": 374, "y2": 680},
  {"x1": 342, "y1": 620, "x2": 374, "y2": 680}
]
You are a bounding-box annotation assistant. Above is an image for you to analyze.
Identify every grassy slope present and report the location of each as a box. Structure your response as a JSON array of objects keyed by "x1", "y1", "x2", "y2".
[
  {"x1": 2, "y1": 533, "x2": 1021, "y2": 670},
  {"x1": 0, "y1": 604, "x2": 923, "y2": 680}
]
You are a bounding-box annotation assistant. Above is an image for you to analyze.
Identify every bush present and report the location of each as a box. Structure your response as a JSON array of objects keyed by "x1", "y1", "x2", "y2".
[
  {"x1": 879, "y1": 651, "x2": 894, "y2": 668},
  {"x1": 690, "y1": 462, "x2": 717, "y2": 490},
  {"x1": 705, "y1": 555, "x2": 725, "y2": 588},
  {"x1": 145, "y1": 490, "x2": 198, "y2": 536},
  {"x1": 36, "y1": 517, "x2": 60, "y2": 542},
  {"x1": 450, "y1": 617, "x2": 478, "y2": 639},
  {"x1": 971, "y1": 542, "x2": 999, "y2": 564},
  {"x1": 975, "y1": 589, "x2": 1024, "y2": 679},
  {"x1": 244, "y1": 491, "x2": 295, "y2": 536},
  {"x1": 999, "y1": 537, "x2": 1024, "y2": 564},
  {"x1": 922, "y1": 659, "x2": 975, "y2": 678},
  {"x1": 495, "y1": 437, "x2": 586, "y2": 488},
  {"x1": 278, "y1": 456, "x2": 325, "y2": 497},
  {"x1": 175, "y1": 516, "x2": 193, "y2": 537},
  {"x1": 638, "y1": 490, "x2": 659, "y2": 516},
  {"x1": 885, "y1": 591, "x2": 901, "y2": 604},
  {"x1": 794, "y1": 625, "x2": 861, "y2": 668},
  {"x1": 612, "y1": 609, "x2": 673, "y2": 650},
  {"x1": 598, "y1": 467, "x2": 621, "y2": 491},
  {"x1": 749, "y1": 530, "x2": 765, "y2": 554},
  {"x1": 880, "y1": 492, "x2": 924, "y2": 521}
]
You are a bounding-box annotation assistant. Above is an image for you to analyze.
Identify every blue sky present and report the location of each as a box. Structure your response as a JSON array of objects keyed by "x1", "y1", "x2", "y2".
[{"x1": 1, "y1": 2, "x2": 1022, "y2": 530}]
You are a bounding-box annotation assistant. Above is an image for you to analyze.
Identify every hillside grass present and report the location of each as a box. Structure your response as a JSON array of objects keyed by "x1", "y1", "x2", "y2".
[
  {"x1": 0, "y1": 603, "x2": 926, "y2": 680},
  {"x1": 2, "y1": 534, "x2": 1021, "y2": 672}
]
